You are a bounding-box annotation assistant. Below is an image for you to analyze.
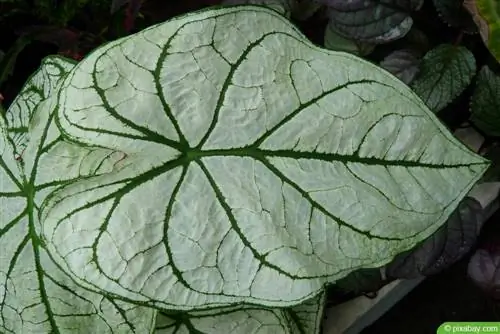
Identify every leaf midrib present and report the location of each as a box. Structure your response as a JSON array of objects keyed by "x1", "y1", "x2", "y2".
[{"x1": 185, "y1": 147, "x2": 485, "y2": 169}]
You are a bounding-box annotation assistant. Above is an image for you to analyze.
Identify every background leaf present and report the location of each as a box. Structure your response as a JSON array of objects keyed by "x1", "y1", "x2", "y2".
[
  {"x1": 405, "y1": 27, "x2": 431, "y2": 54},
  {"x1": 386, "y1": 197, "x2": 483, "y2": 278},
  {"x1": 410, "y1": 44, "x2": 476, "y2": 112},
  {"x1": 324, "y1": 19, "x2": 375, "y2": 56},
  {"x1": 470, "y1": 66, "x2": 500, "y2": 136},
  {"x1": 0, "y1": 36, "x2": 30, "y2": 89},
  {"x1": 38, "y1": 7, "x2": 488, "y2": 312},
  {"x1": 155, "y1": 292, "x2": 325, "y2": 334},
  {"x1": 433, "y1": 0, "x2": 478, "y2": 33},
  {"x1": 380, "y1": 48, "x2": 421, "y2": 84},
  {"x1": 110, "y1": 0, "x2": 145, "y2": 32},
  {"x1": 0, "y1": 56, "x2": 155, "y2": 334},
  {"x1": 321, "y1": 0, "x2": 423, "y2": 43},
  {"x1": 333, "y1": 268, "x2": 386, "y2": 294},
  {"x1": 468, "y1": 248, "x2": 500, "y2": 299},
  {"x1": 464, "y1": 0, "x2": 500, "y2": 62},
  {"x1": 222, "y1": 0, "x2": 296, "y2": 17},
  {"x1": 291, "y1": 0, "x2": 322, "y2": 21},
  {"x1": 111, "y1": 0, "x2": 132, "y2": 13}
]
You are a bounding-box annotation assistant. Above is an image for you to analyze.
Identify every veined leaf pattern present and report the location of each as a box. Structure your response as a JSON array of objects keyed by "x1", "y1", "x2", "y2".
[
  {"x1": 155, "y1": 291, "x2": 325, "y2": 334},
  {"x1": 34, "y1": 6, "x2": 488, "y2": 312},
  {"x1": 0, "y1": 56, "x2": 156, "y2": 333}
]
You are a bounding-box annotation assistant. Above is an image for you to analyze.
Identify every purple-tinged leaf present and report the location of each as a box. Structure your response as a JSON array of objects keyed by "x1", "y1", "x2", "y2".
[
  {"x1": 380, "y1": 49, "x2": 421, "y2": 84},
  {"x1": 387, "y1": 197, "x2": 483, "y2": 278},
  {"x1": 324, "y1": 19, "x2": 375, "y2": 56},
  {"x1": 468, "y1": 248, "x2": 500, "y2": 299},
  {"x1": 320, "y1": 0, "x2": 423, "y2": 43},
  {"x1": 16, "y1": 25, "x2": 80, "y2": 51}
]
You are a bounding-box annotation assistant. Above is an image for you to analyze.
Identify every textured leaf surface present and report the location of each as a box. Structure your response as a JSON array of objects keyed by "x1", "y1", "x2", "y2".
[
  {"x1": 410, "y1": 44, "x2": 476, "y2": 112},
  {"x1": 470, "y1": 66, "x2": 500, "y2": 136},
  {"x1": 322, "y1": 0, "x2": 423, "y2": 43},
  {"x1": 155, "y1": 292, "x2": 325, "y2": 334},
  {"x1": 37, "y1": 6, "x2": 488, "y2": 310},
  {"x1": 464, "y1": 0, "x2": 500, "y2": 62},
  {"x1": 0, "y1": 56, "x2": 155, "y2": 333},
  {"x1": 324, "y1": 20, "x2": 375, "y2": 56},
  {"x1": 380, "y1": 49, "x2": 421, "y2": 85}
]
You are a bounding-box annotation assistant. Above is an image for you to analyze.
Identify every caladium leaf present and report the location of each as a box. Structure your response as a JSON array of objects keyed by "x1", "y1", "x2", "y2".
[
  {"x1": 36, "y1": 6, "x2": 488, "y2": 311},
  {"x1": 5, "y1": 56, "x2": 76, "y2": 153},
  {"x1": 379, "y1": 49, "x2": 421, "y2": 85},
  {"x1": 322, "y1": 0, "x2": 423, "y2": 43},
  {"x1": 410, "y1": 44, "x2": 476, "y2": 112},
  {"x1": 0, "y1": 56, "x2": 156, "y2": 333},
  {"x1": 155, "y1": 291, "x2": 325, "y2": 333},
  {"x1": 285, "y1": 291, "x2": 325, "y2": 334},
  {"x1": 464, "y1": 0, "x2": 500, "y2": 62},
  {"x1": 386, "y1": 197, "x2": 483, "y2": 278},
  {"x1": 470, "y1": 66, "x2": 500, "y2": 137},
  {"x1": 324, "y1": 19, "x2": 375, "y2": 56}
]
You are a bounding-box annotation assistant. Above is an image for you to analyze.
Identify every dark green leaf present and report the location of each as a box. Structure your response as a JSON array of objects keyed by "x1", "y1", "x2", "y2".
[
  {"x1": 410, "y1": 44, "x2": 476, "y2": 112},
  {"x1": 470, "y1": 66, "x2": 500, "y2": 136}
]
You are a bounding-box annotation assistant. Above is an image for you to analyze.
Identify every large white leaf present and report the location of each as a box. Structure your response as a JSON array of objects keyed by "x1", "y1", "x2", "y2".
[
  {"x1": 0, "y1": 56, "x2": 156, "y2": 333},
  {"x1": 38, "y1": 6, "x2": 488, "y2": 311}
]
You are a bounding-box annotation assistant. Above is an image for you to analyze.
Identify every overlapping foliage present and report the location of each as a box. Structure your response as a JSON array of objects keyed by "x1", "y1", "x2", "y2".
[
  {"x1": 0, "y1": 5, "x2": 491, "y2": 333},
  {"x1": 2, "y1": 0, "x2": 500, "y2": 332}
]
